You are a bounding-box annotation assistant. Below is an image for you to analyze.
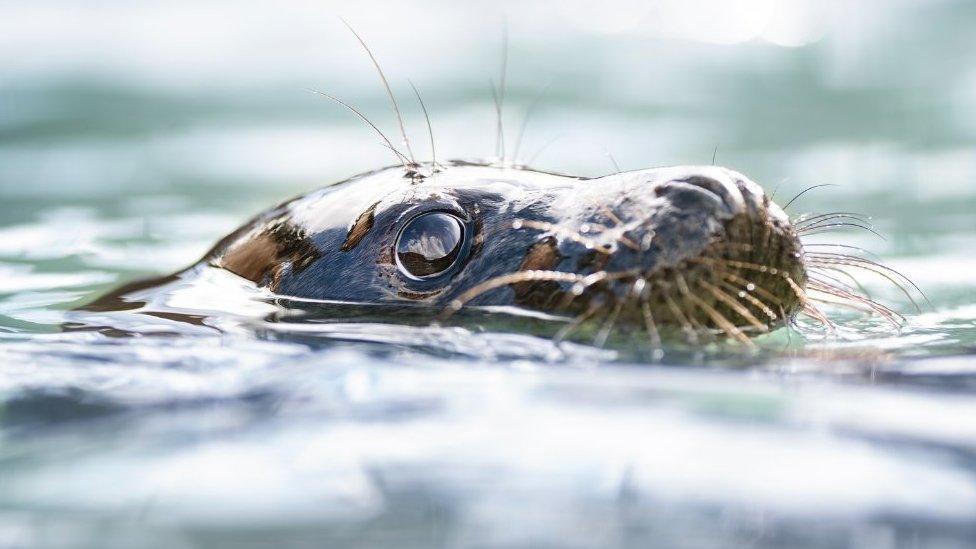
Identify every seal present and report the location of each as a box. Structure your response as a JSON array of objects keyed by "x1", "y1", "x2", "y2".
[
  {"x1": 88, "y1": 159, "x2": 875, "y2": 345},
  {"x1": 82, "y1": 26, "x2": 918, "y2": 345},
  {"x1": 278, "y1": 161, "x2": 807, "y2": 340}
]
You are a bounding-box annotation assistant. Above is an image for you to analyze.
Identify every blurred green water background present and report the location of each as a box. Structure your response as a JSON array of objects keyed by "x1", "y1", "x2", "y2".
[{"x1": 1, "y1": 1, "x2": 976, "y2": 547}]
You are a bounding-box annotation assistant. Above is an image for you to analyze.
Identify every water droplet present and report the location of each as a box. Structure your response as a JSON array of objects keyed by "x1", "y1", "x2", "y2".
[
  {"x1": 579, "y1": 223, "x2": 591, "y2": 234},
  {"x1": 512, "y1": 220, "x2": 523, "y2": 229},
  {"x1": 746, "y1": 283, "x2": 756, "y2": 291},
  {"x1": 770, "y1": 268, "x2": 778, "y2": 275},
  {"x1": 571, "y1": 283, "x2": 585, "y2": 295},
  {"x1": 738, "y1": 291, "x2": 746, "y2": 298}
]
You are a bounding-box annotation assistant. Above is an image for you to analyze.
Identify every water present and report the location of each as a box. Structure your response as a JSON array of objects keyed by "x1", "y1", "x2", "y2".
[{"x1": 2, "y1": 1, "x2": 976, "y2": 547}]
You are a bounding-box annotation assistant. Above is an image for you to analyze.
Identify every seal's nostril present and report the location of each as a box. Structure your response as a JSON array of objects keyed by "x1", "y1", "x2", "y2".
[
  {"x1": 654, "y1": 171, "x2": 749, "y2": 217},
  {"x1": 654, "y1": 180, "x2": 728, "y2": 213},
  {"x1": 679, "y1": 175, "x2": 726, "y2": 192},
  {"x1": 676, "y1": 175, "x2": 739, "y2": 208}
]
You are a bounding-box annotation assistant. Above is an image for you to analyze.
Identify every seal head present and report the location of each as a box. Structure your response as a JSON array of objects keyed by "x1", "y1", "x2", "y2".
[{"x1": 204, "y1": 161, "x2": 805, "y2": 339}]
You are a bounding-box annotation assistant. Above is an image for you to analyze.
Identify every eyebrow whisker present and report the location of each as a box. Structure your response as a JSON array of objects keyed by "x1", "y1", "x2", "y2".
[
  {"x1": 341, "y1": 18, "x2": 417, "y2": 166},
  {"x1": 408, "y1": 79, "x2": 439, "y2": 172},
  {"x1": 783, "y1": 183, "x2": 839, "y2": 211},
  {"x1": 512, "y1": 81, "x2": 551, "y2": 165},
  {"x1": 493, "y1": 23, "x2": 509, "y2": 164},
  {"x1": 307, "y1": 89, "x2": 410, "y2": 170}
]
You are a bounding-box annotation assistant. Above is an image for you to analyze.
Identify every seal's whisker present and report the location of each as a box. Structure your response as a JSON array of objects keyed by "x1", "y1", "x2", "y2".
[
  {"x1": 698, "y1": 279, "x2": 768, "y2": 332},
  {"x1": 705, "y1": 256, "x2": 833, "y2": 332},
  {"x1": 797, "y1": 222, "x2": 886, "y2": 240},
  {"x1": 808, "y1": 263, "x2": 918, "y2": 315},
  {"x1": 794, "y1": 211, "x2": 869, "y2": 224},
  {"x1": 408, "y1": 80, "x2": 439, "y2": 172},
  {"x1": 691, "y1": 257, "x2": 787, "y2": 278},
  {"x1": 804, "y1": 253, "x2": 926, "y2": 299},
  {"x1": 341, "y1": 19, "x2": 416, "y2": 165},
  {"x1": 674, "y1": 275, "x2": 712, "y2": 336},
  {"x1": 801, "y1": 303, "x2": 835, "y2": 333},
  {"x1": 718, "y1": 279, "x2": 778, "y2": 321},
  {"x1": 445, "y1": 269, "x2": 641, "y2": 318},
  {"x1": 553, "y1": 302, "x2": 604, "y2": 344},
  {"x1": 679, "y1": 275, "x2": 753, "y2": 346},
  {"x1": 489, "y1": 79, "x2": 505, "y2": 164},
  {"x1": 807, "y1": 295, "x2": 878, "y2": 314},
  {"x1": 512, "y1": 82, "x2": 551, "y2": 164},
  {"x1": 805, "y1": 256, "x2": 924, "y2": 311},
  {"x1": 379, "y1": 143, "x2": 414, "y2": 167},
  {"x1": 616, "y1": 234, "x2": 642, "y2": 252},
  {"x1": 307, "y1": 89, "x2": 410, "y2": 170},
  {"x1": 640, "y1": 294, "x2": 663, "y2": 358},
  {"x1": 801, "y1": 242, "x2": 884, "y2": 261},
  {"x1": 719, "y1": 271, "x2": 785, "y2": 307},
  {"x1": 807, "y1": 278, "x2": 902, "y2": 323},
  {"x1": 807, "y1": 274, "x2": 882, "y2": 312},
  {"x1": 556, "y1": 282, "x2": 586, "y2": 310},
  {"x1": 594, "y1": 297, "x2": 625, "y2": 348},
  {"x1": 695, "y1": 295, "x2": 753, "y2": 345},
  {"x1": 794, "y1": 210, "x2": 867, "y2": 222},
  {"x1": 796, "y1": 214, "x2": 873, "y2": 230},
  {"x1": 526, "y1": 133, "x2": 566, "y2": 165},
  {"x1": 714, "y1": 241, "x2": 758, "y2": 252},
  {"x1": 783, "y1": 273, "x2": 836, "y2": 332},
  {"x1": 783, "y1": 183, "x2": 839, "y2": 211},
  {"x1": 663, "y1": 287, "x2": 699, "y2": 344},
  {"x1": 599, "y1": 205, "x2": 625, "y2": 228},
  {"x1": 578, "y1": 222, "x2": 611, "y2": 234},
  {"x1": 605, "y1": 150, "x2": 624, "y2": 179},
  {"x1": 577, "y1": 220, "x2": 644, "y2": 252},
  {"x1": 443, "y1": 269, "x2": 592, "y2": 317},
  {"x1": 809, "y1": 262, "x2": 882, "y2": 299},
  {"x1": 779, "y1": 305, "x2": 799, "y2": 347},
  {"x1": 552, "y1": 268, "x2": 642, "y2": 310},
  {"x1": 807, "y1": 275, "x2": 896, "y2": 324},
  {"x1": 493, "y1": 24, "x2": 509, "y2": 163},
  {"x1": 797, "y1": 217, "x2": 877, "y2": 234},
  {"x1": 810, "y1": 269, "x2": 875, "y2": 310},
  {"x1": 807, "y1": 280, "x2": 905, "y2": 326},
  {"x1": 807, "y1": 265, "x2": 864, "y2": 291},
  {"x1": 511, "y1": 219, "x2": 613, "y2": 254}
]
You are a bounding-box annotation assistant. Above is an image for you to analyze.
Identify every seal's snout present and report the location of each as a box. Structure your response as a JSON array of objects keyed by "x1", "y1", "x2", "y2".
[{"x1": 498, "y1": 165, "x2": 810, "y2": 341}]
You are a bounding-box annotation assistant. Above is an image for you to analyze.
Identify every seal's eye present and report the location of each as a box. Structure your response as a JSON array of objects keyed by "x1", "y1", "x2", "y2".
[{"x1": 395, "y1": 212, "x2": 465, "y2": 279}]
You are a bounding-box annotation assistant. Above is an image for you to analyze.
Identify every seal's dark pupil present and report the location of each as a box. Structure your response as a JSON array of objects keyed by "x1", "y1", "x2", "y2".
[{"x1": 395, "y1": 212, "x2": 464, "y2": 278}]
